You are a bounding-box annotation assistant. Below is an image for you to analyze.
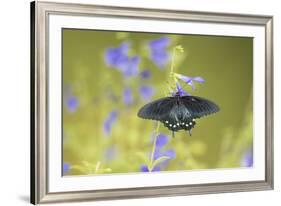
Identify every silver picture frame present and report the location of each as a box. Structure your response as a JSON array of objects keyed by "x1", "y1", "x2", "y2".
[{"x1": 30, "y1": 1, "x2": 274, "y2": 204}]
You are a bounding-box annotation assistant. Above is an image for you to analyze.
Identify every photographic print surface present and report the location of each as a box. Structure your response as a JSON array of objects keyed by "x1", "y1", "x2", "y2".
[{"x1": 62, "y1": 29, "x2": 253, "y2": 176}]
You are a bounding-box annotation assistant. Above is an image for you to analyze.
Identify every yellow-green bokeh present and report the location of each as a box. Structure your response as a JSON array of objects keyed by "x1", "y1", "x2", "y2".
[{"x1": 63, "y1": 29, "x2": 253, "y2": 175}]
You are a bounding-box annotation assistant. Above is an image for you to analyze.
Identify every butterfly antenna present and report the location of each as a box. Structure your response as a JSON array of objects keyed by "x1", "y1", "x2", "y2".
[{"x1": 188, "y1": 129, "x2": 192, "y2": 136}]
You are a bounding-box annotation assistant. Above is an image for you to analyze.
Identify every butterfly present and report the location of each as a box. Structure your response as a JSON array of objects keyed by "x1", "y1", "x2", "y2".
[{"x1": 137, "y1": 94, "x2": 219, "y2": 136}]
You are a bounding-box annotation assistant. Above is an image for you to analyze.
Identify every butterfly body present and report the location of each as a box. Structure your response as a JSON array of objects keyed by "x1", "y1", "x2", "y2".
[{"x1": 137, "y1": 95, "x2": 219, "y2": 135}]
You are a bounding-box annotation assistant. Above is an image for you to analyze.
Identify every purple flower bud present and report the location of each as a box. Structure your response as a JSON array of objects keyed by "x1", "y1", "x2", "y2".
[
  {"x1": 240, "y1": 149, "x2": 253, "y2": 167},
  {"x1": 66, "y1": 95, "x2": 79, "y2": 113},
  {"x1": 139, "y1": 85, "x2": 154, "y2": 101},
  {"x1": 140, "y1": 69, "x2": 151, "y2": 79},
  {"x1": 103, "y1": 111, "x2": 118, "y2": 136},
  {"x1": 63, "y1": 163, "x2": 70, "y2": 175},
  {"x1": 172, "y1": 82, "x2": 190, "y2": 97},
  {"x1": 123, "y1": 87, "x2": 134, "y2": 106}
]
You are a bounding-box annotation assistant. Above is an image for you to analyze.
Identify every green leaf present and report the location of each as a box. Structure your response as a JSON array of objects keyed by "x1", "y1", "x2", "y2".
[
  {"x1": 116, "y1": 32, "x2": 129, "y2": 40},
  {"x1": 71, "y1": 165, "x2": 88, "y2": 174},
  {"x1": 95, "y1": 161, "x2": 103, "y2": 174},
  {"x1": 136, "y1": 152, "x2": 150, "y2": 165},
  {"x1": 151, "y1": 156, "x2": 171, "y2": 169},
  {"x1": 102, "y1": 168, "x2": 112, "y2": 173},
  {"x1": 82, "y1": 160, "x2": 90, "y2": 168},
  {"x1": 175, "y1": 45, "x2": 184, "y2": 53}
]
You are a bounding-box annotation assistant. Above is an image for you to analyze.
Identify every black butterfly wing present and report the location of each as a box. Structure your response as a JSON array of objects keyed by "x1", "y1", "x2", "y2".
[
  {"x1": 138, "y1": 95, "x2": 219, "y2": 132},
  {"x1": 179, "y1": 96, "x2": 220, "y2": 119},
  {"x1": 137, "y1": 96, "x2": 219, "y2": 121},
  {"x1": 137, "y1": 97, "x2": 175, "y2": 121}
]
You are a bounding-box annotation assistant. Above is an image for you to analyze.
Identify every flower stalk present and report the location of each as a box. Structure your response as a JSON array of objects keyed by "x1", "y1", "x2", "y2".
[
  {"x1": 148, "y1": 121, "x2": 160, "y2": 172},
  {"x1": 169, "y1": 45, "x2": 184, "y2": 90}
]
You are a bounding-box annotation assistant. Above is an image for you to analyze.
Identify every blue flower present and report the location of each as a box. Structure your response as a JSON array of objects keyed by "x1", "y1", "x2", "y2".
[
  {"x1": 120, "y1": 56, "x2": 140, "y2": 78},
  {"x1": 140, "y1": 133, "x2": 175, "y2": 173},
  {"x1": 159, "y1": 149, "x2": 176, "y2": 159},
  {"x1": 154, "y1": 148, "x2": 176, "y2": 169},
  {"x1": 172, "y1": 82, "x2": 190, "y2": 97},
  {"x1": 155, "y1": 133, "x2": 169, "y2": 148},
  {"x1": 240, "y1": 149, "x2": 253, "y2": 167},
  {"x1": 154, "y1": 148, "x2": 176, "y2": 161},
  {"x1": 123, "y1": 87, "x2": 134, "y2": 106},
  {"x1": 140, "y1": 69, "x2": 151, "y2": 79},
  {"x1": 103, "y1": 111, "x2": 118, "y2": 136},
  {"x1": 66, "y1": 95, "x2": 79, "y2": 113},
  {"x1": 139, "y1": 85, "x2": 154, "y2": 101},
  {"x1": 140, "y1": 164, "x2": 161, "y2": 172},
  {"x1": 63, "y1": 163, "x2": 70, "y2": 175},
  {"x1": 104, "y1": 146, "x2": 117, "y2": 161},
  {"x1": 175, "y1": 73, "x2": 205, "y2": 90},
  {"x1": 153, "y1": 133, "x2": 176, "y2": 163},
  {"x1": 105, "y1": 43, "x2": 129, "y2": 68},
  {"x1": 149, "y1": 37, "x2": 170, "y2": 68},
  {"x1": 105, "y1": 43, "x2": 140, "y2": 78}
]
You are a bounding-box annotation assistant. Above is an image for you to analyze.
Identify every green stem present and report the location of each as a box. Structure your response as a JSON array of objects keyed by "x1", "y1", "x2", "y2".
[
  {"x1": 149, "y1": 122, "x2": 160, "y2": 172},
  {"x1": 170, "y1": 47, "x2": 178, "y2": 88},
  {"x1": 95, "y1": 161, "x2": 101, "y2": 174},
  {"x1": 148, "y1": 46, "x2": 183, "y2": 172},
  {"x1": 170, "y1": 47, "x2": 176, "y2": 74}
]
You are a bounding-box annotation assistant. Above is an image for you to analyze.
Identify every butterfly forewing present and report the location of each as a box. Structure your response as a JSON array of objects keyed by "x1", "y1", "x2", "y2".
[
  {"x1": 180, "y1": 96, "x2": 219, "y2": 118},
  {"x1": 137, "y1": 97, "x2": 175, "y2": 120}
]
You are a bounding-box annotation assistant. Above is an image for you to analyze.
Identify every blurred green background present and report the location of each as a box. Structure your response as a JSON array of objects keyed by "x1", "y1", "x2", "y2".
[{"x1": 62, "y1": 29, "x2": 253, "y2": 175}]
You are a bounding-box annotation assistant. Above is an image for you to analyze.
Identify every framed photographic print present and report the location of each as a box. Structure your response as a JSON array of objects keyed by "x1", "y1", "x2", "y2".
[{"x1": 30, "y1": 1, "x2": 274, "y2": 204}]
